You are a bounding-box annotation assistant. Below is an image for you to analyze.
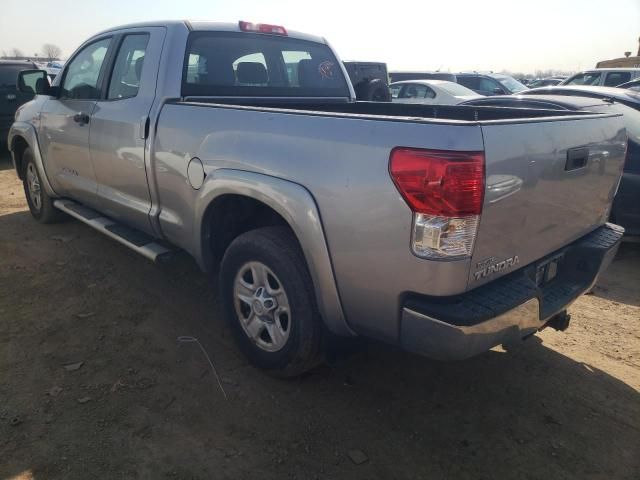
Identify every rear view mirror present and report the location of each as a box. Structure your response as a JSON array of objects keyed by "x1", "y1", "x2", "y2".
[{"x1": 17, "y1": 69, "x2": 51, "y2": 95}]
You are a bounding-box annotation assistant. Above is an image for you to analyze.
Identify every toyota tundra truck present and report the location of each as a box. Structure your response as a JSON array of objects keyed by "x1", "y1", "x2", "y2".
[{"x1": 8, "y1": 20, "x2": 626, "y2": 376}]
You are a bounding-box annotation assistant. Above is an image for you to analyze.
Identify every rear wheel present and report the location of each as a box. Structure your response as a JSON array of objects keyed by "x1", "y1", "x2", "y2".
[
  {"x1": 22, "y1": 147, "x2": 64, "y2": 223},
  {"x1": 220, "y1": 226, "x2": 324, "y2": 377}
]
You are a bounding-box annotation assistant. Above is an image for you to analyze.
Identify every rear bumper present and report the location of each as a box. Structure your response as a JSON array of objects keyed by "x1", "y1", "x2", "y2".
[{"x1": 400, "y1": 222, "x2": 624, "y2": 360}]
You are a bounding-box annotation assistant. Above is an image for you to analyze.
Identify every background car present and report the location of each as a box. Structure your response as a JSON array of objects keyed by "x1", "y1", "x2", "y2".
[
  {"x1": 455, "y1": 72, "x2": 529, "y2": 96},
  {"x1": 388, "y1": 71, "x2": 457, "y2": 83},
  {"x1": 463, "y1": 87, "x2": 640, "y2": 235},
  {"x1": 389, "y1": 79, "x2": 481, "y2": 105},
  {"x1": 560, "y1": 68, "x2": 640, "y2": 87},
  {"x1": 45, "y1": 60, "x2": 64, "y2": 80},
  {"x1": 0, "y1": 60, "x2": 38, "y2": 148},
  {"x1": 527, "y1": 77, "x2": 564, "y2": 88}
]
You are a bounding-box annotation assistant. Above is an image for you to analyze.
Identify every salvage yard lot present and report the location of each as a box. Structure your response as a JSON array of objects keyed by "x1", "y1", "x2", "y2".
[{"x1": 0, "y1": 151, "x2": 639, "y2": 480}]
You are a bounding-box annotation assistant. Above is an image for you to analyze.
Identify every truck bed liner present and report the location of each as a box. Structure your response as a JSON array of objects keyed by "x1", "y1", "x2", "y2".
[{"x1": 178, "y1": 98, "x2": 600, "y2": 123}]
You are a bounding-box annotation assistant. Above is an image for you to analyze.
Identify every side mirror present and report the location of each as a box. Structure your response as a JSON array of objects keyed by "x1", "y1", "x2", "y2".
[
  {"x1": 493, "y1": 87, "x2": 506, "y2": 95},
  {"x1": 17, "y1": 69, "x2": 51, "y2": 95}
]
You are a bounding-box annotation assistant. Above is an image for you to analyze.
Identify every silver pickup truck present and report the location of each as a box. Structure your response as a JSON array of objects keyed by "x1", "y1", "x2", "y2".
[{"x1": 8, "y1": 20, "x2": 626, "y2": 376}]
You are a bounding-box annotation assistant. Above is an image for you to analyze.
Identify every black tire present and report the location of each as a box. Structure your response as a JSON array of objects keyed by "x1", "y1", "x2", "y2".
[
  {"x1": 220, "y1": 226, "x2": 324, "y2": 377},
  {"x1": 356, "y1": 78, "x2": 392, "y2": 102},
  {"x1": 22, "y1": 147, "x2": 65, "y2": 223}
]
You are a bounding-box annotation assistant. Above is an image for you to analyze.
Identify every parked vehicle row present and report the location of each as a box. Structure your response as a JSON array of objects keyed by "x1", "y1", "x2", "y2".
[{"x1": 7, "y1": 20, "x2": 626, "y2": 377}]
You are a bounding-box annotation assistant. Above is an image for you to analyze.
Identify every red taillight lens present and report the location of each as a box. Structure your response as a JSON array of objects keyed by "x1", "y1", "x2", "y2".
[
  {"x1": 389, "y1": 148, "x2": 485, "y2": 216},
  {"x1": 239, "y1": 21, "x2": 288, "y2": 36}
]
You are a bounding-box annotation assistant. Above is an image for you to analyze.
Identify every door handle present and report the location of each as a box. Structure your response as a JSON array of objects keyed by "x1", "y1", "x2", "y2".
[
  {"x1": 565, "y1": 147, "x2": 589, "y2": 171},
  {"x1": 73, "y1": 112, "x2": 90, "y2": 125}
]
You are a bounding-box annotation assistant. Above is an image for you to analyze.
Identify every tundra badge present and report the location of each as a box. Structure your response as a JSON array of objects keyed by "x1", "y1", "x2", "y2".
[{"x1": 473, "y1": 256, "x2": 520, "y2": 281}]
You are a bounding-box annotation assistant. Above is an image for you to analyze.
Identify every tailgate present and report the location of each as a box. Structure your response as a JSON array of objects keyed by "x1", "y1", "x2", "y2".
[{"x1": 469, "y1": 114, "x2": 626, "y2": 288}]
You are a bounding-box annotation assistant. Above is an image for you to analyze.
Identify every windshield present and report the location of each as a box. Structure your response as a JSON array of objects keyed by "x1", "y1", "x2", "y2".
[
  {"x1": 182, "y1": 32, "x2": 350, "y2": 98},
  {"x1": 495, "y1": 75, "x2": 528, "y2": 93},
  {"x1": 564, "y1": 72, "x2": 602, "y2": 86},
  {"x1": 0, "y1": 65, "x2": 27, "y2": 89},
  {"x1": 436, "y1": 81, "x2": 477, "y2": 96}
]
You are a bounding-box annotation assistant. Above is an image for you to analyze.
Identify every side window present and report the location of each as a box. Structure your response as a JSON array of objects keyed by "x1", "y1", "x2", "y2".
[
  {"x1": 423, "y1": 86, "x2": 436, "y2": 99},
  {"x1": 457, "y1": 77, "x2": 478, "y2": 90},
  {"x1": 399, "y1": 84, "x2": 431, "y2": 99},
  {"x1": 62, "y1": 38, "x2": 111, "y2": 100},
  {"x1": 478, "y1": 77, "x2": 500, "y2": 93},
  {"x1": 107, "y1": 34, "x2": 149, "y2": 100},
  {"x1": 389, "y1": 84, "x2": 402, "y2": 98},
  {"x1": 604, "y1": 72, "x2": 631, "y2": 87},
  {"x1": 565, "y1": 72, "x2": 602, "y2": 86}
]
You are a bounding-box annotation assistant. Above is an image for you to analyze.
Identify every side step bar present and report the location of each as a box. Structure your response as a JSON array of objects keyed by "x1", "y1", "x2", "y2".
[{"x1": 53, "y1": 199, "x2": 173, "y2": 263}]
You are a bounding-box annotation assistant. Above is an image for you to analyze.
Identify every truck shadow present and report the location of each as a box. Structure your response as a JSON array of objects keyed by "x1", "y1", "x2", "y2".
[
  {"x1": 1, "y1": 209, "x2": 638, "y2": 479},
  {"x1": 0, "y1": 148, "x2": 13, "y2": 171},
  {"x1": 591, "y1": 241, "x2": 640, "y2": 307}
]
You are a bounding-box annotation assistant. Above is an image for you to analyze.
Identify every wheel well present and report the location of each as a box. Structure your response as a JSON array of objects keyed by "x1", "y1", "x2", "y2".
[
  {"x1": 203, "y1": 194, "x2": 294, "y2": 269},
  {"x1": 11, "y1": 136, "x2": 29, "y2": 180}
]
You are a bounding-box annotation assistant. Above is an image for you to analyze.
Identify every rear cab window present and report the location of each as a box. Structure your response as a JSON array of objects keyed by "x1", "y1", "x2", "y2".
[{"x1": 182, "y1": 32, "x2": 350, "y2": 98}]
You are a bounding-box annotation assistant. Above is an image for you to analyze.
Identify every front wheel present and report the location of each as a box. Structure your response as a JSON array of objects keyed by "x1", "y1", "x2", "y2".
[
  {"x1": 220, "y1": 226, "x2": 324, "y2": 377},
  {"x1": 22, "y1": 147, "x2": 64, "y2": 223}
]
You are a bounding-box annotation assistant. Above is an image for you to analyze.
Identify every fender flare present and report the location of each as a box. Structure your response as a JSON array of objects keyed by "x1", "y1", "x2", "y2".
[
  {"x1": 194, "y1": 169, "x2": 354, "y2": 337},
  {"x1": 8, "y1": 121, "x2": 59, "y2": 197}
]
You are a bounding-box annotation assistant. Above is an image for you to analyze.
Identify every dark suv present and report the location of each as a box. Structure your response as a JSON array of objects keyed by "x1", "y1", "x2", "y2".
[
  {"x1": 0, "y1": 60, "x2": 38, "y2": 147},
  {"x1": 455, "y1": 72, "x2": 529, "y2": 96}
]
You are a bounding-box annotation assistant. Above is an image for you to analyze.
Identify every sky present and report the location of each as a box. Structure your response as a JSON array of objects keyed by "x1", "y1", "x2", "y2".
[{"x1": 1, "y1": 0, "x2": 639, "y2": 74}]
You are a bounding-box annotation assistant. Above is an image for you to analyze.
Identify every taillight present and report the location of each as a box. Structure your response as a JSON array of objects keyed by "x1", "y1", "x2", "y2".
[
  {"x1": 390, "y1": 148, "x2": 485, "y2": 259},
  {"x1": 239, "y1": 21, "x2": 288, "y2": 36}
]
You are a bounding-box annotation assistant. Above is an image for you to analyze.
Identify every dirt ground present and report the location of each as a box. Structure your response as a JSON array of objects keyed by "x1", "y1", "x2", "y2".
[{"x1": 0, "y1": 150, "x2": 639, "y2": 480}]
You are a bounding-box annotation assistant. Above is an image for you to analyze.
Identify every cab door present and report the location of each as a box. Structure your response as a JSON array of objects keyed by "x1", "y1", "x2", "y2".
[
  {"x1": 39, "y1": 37, "x2": 112, "y2": 207},
  {"x1": 89, "y1": 27, "x2": 166, "y2": 235}
]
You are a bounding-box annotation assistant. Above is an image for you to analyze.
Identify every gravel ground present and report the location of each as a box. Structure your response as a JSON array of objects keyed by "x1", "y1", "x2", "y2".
[{"x1": 1, "y1": 151, "x2": 639, "y2": 480}]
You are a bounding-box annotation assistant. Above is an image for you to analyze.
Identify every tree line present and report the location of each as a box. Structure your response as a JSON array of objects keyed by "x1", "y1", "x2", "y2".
[{"x1": 1, "y1": 44, "x2": 62, "y2": 61}]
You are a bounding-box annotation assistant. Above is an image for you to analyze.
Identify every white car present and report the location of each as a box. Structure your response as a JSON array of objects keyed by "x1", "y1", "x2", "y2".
[
  {"x1": 45, "y1": 61, "x2": 64, "y2": 80},
  {"x1": 390, "y1": 80, "x2": 482, "y2": 105}
]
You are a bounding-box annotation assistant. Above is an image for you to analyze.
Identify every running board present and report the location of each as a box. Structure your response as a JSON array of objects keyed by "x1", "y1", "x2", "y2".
[{"x1": 53, "y1": 199, "x2": 173, "y2": 263}]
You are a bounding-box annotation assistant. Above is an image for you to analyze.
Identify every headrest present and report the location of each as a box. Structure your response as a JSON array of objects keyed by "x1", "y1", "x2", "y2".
[
  {"x1": 236, "y1": 62, "x2": 268, "y2": 85},
  {"x1": 134, "y1": 56, "x2": 145, "y2": 80}
]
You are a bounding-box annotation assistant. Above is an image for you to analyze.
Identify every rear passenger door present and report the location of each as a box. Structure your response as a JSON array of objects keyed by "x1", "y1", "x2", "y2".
[{"x1": 89, "y1": 27, "x2": 166, "y2": 234}]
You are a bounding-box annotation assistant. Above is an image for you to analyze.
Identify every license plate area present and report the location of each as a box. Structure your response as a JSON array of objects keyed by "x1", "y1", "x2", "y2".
[{"x1": 535, "y1": 253, "x2": 565, "y2": 286}]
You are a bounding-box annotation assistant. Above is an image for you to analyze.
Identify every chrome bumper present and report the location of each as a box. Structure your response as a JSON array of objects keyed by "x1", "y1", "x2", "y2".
[
  {"x1": 401, "y1": 298, "x2": 543, "y2": 361},
  {"x1": 399, "y1": 222, "x2": 624, "y2": 361}
]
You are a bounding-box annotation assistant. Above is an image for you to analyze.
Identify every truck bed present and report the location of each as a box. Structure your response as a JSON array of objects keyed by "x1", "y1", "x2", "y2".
[
  {"x1": 155, "y1": 99, "x2": 625, "y2": 344},
  {"x1": 180, "y1": 97, "x2": 593, "y2": 122}
]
